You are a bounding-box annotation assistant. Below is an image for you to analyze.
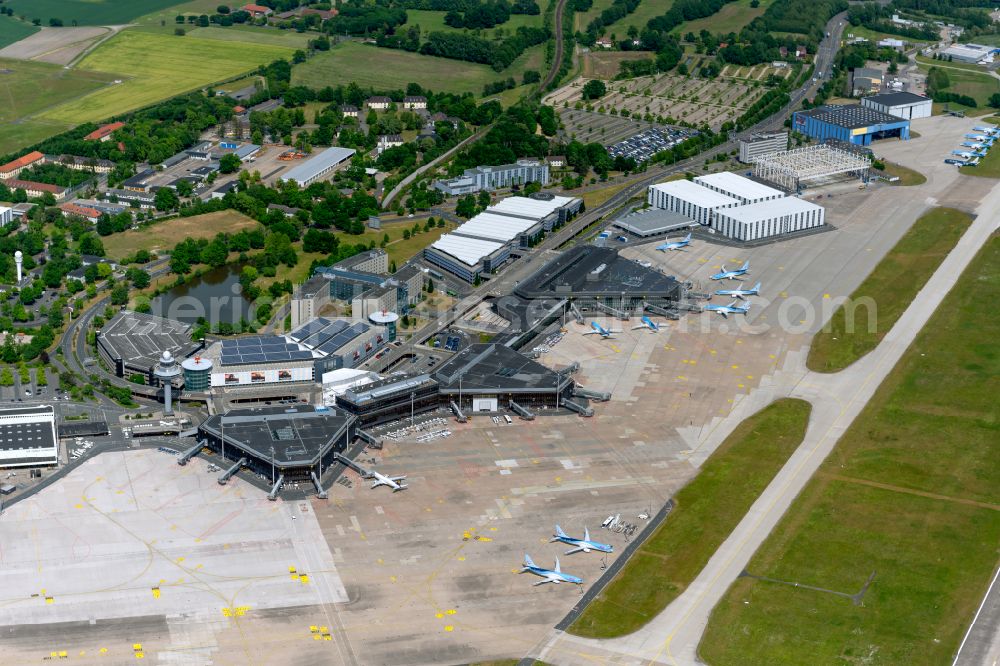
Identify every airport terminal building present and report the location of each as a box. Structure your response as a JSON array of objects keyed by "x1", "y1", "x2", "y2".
[{"x1": 97, "y1": 311, "x2": 202, "y2": 384}]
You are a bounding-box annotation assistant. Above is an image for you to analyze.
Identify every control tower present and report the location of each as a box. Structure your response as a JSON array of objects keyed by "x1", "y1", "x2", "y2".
[{"x1": 153, "y1": 351, "x2": 182, "y2": 415}]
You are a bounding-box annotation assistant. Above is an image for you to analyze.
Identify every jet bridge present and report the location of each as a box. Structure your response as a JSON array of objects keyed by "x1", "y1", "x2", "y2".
[
  {"x1": 643, "y1": 303, "x2": 680, "y2": 320},
  {"x1": 176, "y1": 441, "x2": 202, "y2": 466},
  {"x1": 267, "y1": 474, "x2": 284, "y2": 501},
  {"x1": 217, "y1": 457, "x2": 247, "y2": 485},
  {"x1": 574, "y1": 386, "x2": 611, "y2": 402},
  {"x1": 562, "y1": 398, "x2": 594, "y2": 417},
  {"x1": 449, "y1": 400, "x2": 467, "y2": 423},
  {"x1": 311, "y1": 471, "x2": 328, "y2": 499},
  {"x1": 569, "y1": 302, "x2": 584, "y2": 324},
  {"x1": 357, "y1": 428, "x2": 383, "y2": 449},
  {"x1": 508, "y1": 400, "x2": 535, "y2": 420}
]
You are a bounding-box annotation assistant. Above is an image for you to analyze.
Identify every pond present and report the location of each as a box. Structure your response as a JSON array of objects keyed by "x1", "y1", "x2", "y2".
[{"x1": 151, "y1": 264, "x2": 252, "y2": 327}]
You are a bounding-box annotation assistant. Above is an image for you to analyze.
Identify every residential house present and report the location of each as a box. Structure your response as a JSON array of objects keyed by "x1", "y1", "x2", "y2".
[
  {"x1": 546, "y1": 155, "x2": 566, "y2": 168},
  {"x1": 377, "y1": 135, "x2": 404, "y2": 154},
  {"x1": 2, "y1": 179, "x2": 67, "y2": 201},
  {"x1": 57, "y1": 202, "x2": 102, "y2": 224},
  {"x1": 267, "y1": 203, "x2": 301, "y2": 217},
  {"x1": 366, "y1": 96, "x2": 392, "y2": 111},
  {"x1": 403, "y1": 95, "x2": 427, "y2": 110},
  {"x1": 241, "y1": 4, "x2": 273, "y2": 18},
  {"x1": 0, "y1": 151, "x2": 45, "y2": 179},
  {"x1": 341, "y1": 105, "x2": 360, "y2": 118},
  {"x1": 84, "y1": 121, "x2": 125, "y2": 142}
]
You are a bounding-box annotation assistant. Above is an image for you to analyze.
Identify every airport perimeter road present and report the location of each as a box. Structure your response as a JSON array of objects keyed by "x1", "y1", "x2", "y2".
[
  {"x1": 531, "y1": 172, "x2": 1000, "y2": 666},
  {"x1": 953, "y1": 564, "x2": 1000, "y2": 666}
]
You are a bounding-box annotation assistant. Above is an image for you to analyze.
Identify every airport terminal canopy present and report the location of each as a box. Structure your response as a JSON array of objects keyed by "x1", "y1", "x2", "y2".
[
  {"x1": 433, "y1": 343, "x2": 571, "y2": 395},
  {"x1": 514, "y1": 245, "x2": 681, "y2": 300},
  {"x1": 198, "y1": 405, "x2": 355, "y2": 471}
]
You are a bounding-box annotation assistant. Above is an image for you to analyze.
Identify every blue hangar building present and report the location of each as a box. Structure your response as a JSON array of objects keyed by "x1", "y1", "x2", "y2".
[{"x1": 792, "y1": 104, "x2": 910, "y2": 146}]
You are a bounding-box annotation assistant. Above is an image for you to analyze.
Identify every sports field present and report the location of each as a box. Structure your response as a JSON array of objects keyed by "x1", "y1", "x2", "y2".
[
  {"x1": 103, "y1": 210, "x2": 261, "y2": 260},
  {"x1": 701, "y1": 235, "x2": 1000, "y2": 666},
  {"x1": 0, "y1": 15, "x2": 38, "y2": 50},
  {"x1": 293, "y1": 41, "x2": 516, "y2": 95},
  {"x1": 569, "y1": 399, "x2": 812, "y2": 638},
  {"x1": 5, "y1": 0, "x2": 187, "y2": 26},
  {"x1": 37, "y1": 30, "x2": 293, "y2": 124},
  {"x1": 807, "y1": 207, "x2": 972, "y2": 373}
]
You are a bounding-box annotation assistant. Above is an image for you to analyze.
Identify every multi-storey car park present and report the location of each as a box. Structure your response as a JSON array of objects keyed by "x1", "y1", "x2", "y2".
[{"x1": 97, "y1": 311, "x2": 203, "y2": 384}]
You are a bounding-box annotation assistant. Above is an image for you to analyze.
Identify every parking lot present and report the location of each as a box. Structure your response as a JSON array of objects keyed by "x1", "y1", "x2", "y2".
[{"x1": 608, "y1": 126, "x2": 698, "y2": 163}]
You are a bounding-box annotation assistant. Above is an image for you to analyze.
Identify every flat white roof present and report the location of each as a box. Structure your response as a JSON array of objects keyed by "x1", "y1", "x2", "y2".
[
  {"x1": 281, "y1": 146, "x2": 356, "y2": 184},
  {"x1": 716, "y1": 196, "x2": 823, "y2": 224},
  {"x1": 694, "y1": 172, "x2": 784, "y2": 201},
  {"x1": 487, "y1": 195, "x2": 577, "y2": 221},
  {"x1": 649, "y1": 180, "x2": 740, "y2": 208},
  {"x1": 430, "y1": 234, "x2": 505, "y2": 266},
  {"x1": 452, "y1": 212, "x2": 539, "y2": 243}
]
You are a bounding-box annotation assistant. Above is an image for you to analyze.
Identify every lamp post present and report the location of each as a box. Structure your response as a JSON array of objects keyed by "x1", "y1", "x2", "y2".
[
  {"x1": 410, "y1": 391, "x2": 415, "y2": 427},
  {"x1": 270, "y1": 445, "x2": 275, "y2": 486}
]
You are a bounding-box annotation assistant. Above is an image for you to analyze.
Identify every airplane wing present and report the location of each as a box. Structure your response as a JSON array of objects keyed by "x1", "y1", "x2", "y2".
[
  {"x1": 371, "y1": 479, "x2": 387, "y2": 489},
  {"x1": 533, "y1": 578, "x2": 554, "y2": 586},
  {"x1": 392, "y1": 484, "x2": 408, "y2": 492},
  {"x1": 581, "y1": 330, "x2": 598, "y2": 335},
  {"x1": 630, "y1": 324, "x2": 647, "y2": 330},
  {"x1": 390, "y1": 475, "x2": 407, "y2": 481},
  {"x1": 563, "y1": 546, "x2": 585, "y2": 555}
]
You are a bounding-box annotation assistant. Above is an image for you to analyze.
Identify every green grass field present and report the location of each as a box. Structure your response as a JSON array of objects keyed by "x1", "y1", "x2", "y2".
[
  {"x1": 186, "y1": 25, "x2": 313, "y2": 48},
  {"x1": 807, "y1": 207, "x2": 971, "y2": 373},
  {"x1": 574, "y1": 0, "x2": 617, "y2": 32},
  {"x1": 0, "y1": 120, "x2": 73, "y2": 156},
  {"x1": 701, "y1": 234, "x2": 1000, "y2": 666},
  {"x1": 5, "y1": 0, "x2": 187, "y2": 26},
  {"x1": 605, "y1": 0, "x2": 674, "y2": 39},
  {"x1": 880, "y1": 160, "x2": 927, "y2": 186},
  {"x1": 293, "y1": 41, "x2": 521, "y2": 95},
  {"x1": 37, "y1": 30, "x2": 293, "y2": 125},
  {"x1": 678, "y1": 0, "x2": 772, "y2": 36},
  {"x1": 406, "y1": 9, "x2": 543, "y2": 36},
  {"x1": 103, "y1": 210, "x2": 262, "y2": 260},
  {"x1": 568, "y1": 399, "x2": 812, "y2": 638},
  {"x1": 0, "y1": 15, "x2": 39, "y2": 49}
]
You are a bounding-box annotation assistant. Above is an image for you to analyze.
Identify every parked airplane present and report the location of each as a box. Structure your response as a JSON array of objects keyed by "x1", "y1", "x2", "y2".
[
  {"x1": 952, "y1": 150, "x2": 979, "y2": 159},
  {"x1": 965, "y1": 134, "x2": 994, "y2": 144},
  {"x1": 656, "y1": 232, "x2": 692, "y2": 251},
  {"x1": 368, "y1": 470, "x2": 407, "y2": 492},
  {"x1": 551, "y1": 525, "x2": 614, "y2": 554},
  {"x1": 710, "y1": 261, "x2": 750, "y2": 281},
  {"x1": 714, "y1": 281, "x2": 760, "y2": 300},
  {"x1": 965, "y1": 157, "x2": 981, "y2": 166},
  {"x1": 704, "y1": 300, "x2": 751, "y2": 318},
  {"x1": 961, "y1": 142, "x2": 988, "y2": 150},
  {"x1": 631, "y1": 315, "x2": 661, "y2": 332},
  {"x1": 582, "y1": 321, "x2": 620, "y2": 338},
  {"x1": 520, "y1": 554, "x2": 583, "y2": 586},
  {"x1": 973, "y1": 126, "x2": 1000, "y2": 133}
]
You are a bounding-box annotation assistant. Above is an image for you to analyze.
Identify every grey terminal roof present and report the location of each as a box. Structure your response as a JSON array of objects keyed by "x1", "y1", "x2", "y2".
[
  {"x1": 797, "y1": 104, "x2": 903, "y2": 130},
  {"x1": 433, "y1": 343, "x2": 570, "y2": 394},
  {"x1": 340, "y1": 374, "x2": 437, "y2": 407},
  {"x1": 99, "y1": 311, "x2": 198, "y2": 371},
  {"x1": 199, "y1": 405, "x2": 354, "y2": 469},
  {"x1": 613, "y1": 208, "x2": 693, "y2": 236},
  {"x1": 514, "y1": 245, "x2": 681, "y2": 300},
  {"x1": 219, "y1": 335, "x2": 316, "y2": 366}
]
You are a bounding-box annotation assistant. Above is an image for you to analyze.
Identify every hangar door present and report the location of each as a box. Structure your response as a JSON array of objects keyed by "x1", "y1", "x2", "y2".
[{"x1": 472, "y1": 397, "x2": 498, "y2": 412}]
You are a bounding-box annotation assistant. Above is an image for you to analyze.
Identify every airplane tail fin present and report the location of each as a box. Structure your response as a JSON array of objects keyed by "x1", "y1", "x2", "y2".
[
  {"x1": 554, "y1": 524, "x2": 568, "y2": 538},
  {"x1": 584, "y1": 526, "x2": 590, "y2": 541},
  {"x1": 523, "y1": 554, "x2": 536, "y2": 568},
  {"x1": 752, "y1": 282, "x2": 761, "y2": 292},
  {"x1": 554, "y1": 557, "x2": 561, "y2": 573},
  {"x1": 741, "y1": 260, "x2": 750, "y2": 271},
  {"x1": 683, "y1": 232, "x2": 691, "y2": 241}
]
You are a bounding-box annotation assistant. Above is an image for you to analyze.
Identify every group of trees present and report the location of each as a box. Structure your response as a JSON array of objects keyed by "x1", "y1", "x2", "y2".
[
  {"x1": 419, "y1": 24, "x2": 549, "y2": 70},
  {"x1": 579, "y1": 0, "x2": 641, "y2": 45},
  {"x1": 444, "y1": 0, "x2": 512, "y2": 29},
  {"x1": 328, "y1": 5, "x2": 408, "y2": 35},
  {"x1": 847, "y1": 3, "x2": 938, "y2": 41}
]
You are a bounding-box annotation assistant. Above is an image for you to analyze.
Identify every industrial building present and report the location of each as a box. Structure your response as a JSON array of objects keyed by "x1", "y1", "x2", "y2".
[
  {"x1": 693, "y1": 172, "x2": 785, "y2": 205},
  {"x1": 752, "y1": 144, "x2": 871, "y2": 191},
  {"x1": 791, "y1": 104, "x2": 910, "y2": 146},
  {"x1": 0, "y1": 405, "x2": 58, "y2": 469},
  {"x1": 97, "y1": 311, "x2": 201, "y2": 384},
  {"x1": 850, "y1": 67, "x2": 884, "y2": 96},
  {"x1": 738, "y1": 131, "x2": 788, "y2": 163},
  {"x1": 711, "y1": 197, "x2": 825, "y2": 242},
  {"x1": 647, "y1": 179, "x2": 741, "y2": 226},
  {"x1": 860, "y1": 91, "x2": 932, "y2": 120},
  {"x1": 940, "y1": 43, "x2": 997, "y2": 64},
  {"x1": 423, "y1": 193, "x2": 581, "y2": 283},
  {"x1": 198, "y1": 405, "x2": 355, "y2": 485},
  {"x1": 280, "y1": 146, "x2": 357, "y2": 187},
  {"x1": 612, "y1": 208, "x2": 692, "y2": 238},
  {"x1": 433, "y1": 159, "x2": 549, "y2": 196}
]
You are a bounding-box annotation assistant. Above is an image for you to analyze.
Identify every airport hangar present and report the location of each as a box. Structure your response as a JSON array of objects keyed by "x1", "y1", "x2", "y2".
[
  {"x1": 424, "y1": 193, "x2": 582, "y2": 282},
  {"x1": 791, "y1": 104, "x2": 910, "y2": 146},
  {"x1": 96, "y1": 311, "x2": 203, "y2": 384}
]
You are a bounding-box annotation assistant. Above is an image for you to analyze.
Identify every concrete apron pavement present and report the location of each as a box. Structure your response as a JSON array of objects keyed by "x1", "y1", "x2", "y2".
[{"x1": 529, "y1": 185, "x2": 1000, "y2": 666}]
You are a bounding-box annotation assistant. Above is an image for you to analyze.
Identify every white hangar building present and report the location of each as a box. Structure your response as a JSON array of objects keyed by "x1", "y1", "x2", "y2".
[
  {"x1": 647, "y1": 179, "x2": 741, "y2": 226},
  {"x1": 693, "y1": 171, "x2": 785, "y2": 205},
  {"x1": 711, "y1": 197, "x2": 825, "y2": 242}
]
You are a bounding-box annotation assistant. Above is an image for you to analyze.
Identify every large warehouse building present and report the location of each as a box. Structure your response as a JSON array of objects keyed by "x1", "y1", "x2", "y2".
[
  {"x1": 0, "y1": 405, "x2": 58, "y2": 469},
  {"x1": 860, "y1": 91, "x2": 932, "y2": 120},
  {"x1": 791, "y1": 104, "x2": 910, "y2": 146},
  {"x1": 280, "y1": 146, "x2": 356, "y2": 187},
  {"x1": 712, "y1": 197, "x2": 825, "y2": 241},
  {"x1": 647, "y1": 179, "x2": 741, "y2": 226},
  {"x1": 693, "y1": 172, "x2": 784, "y2": 205},
  {"x1": 424, "y1": 193, "x2": 581, "y2": 282}
]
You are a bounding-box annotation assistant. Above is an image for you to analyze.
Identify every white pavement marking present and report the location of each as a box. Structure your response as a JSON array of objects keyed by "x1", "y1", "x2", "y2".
[{"x1": 531, "y1": 170, "x2": 1000, "y2": 666}]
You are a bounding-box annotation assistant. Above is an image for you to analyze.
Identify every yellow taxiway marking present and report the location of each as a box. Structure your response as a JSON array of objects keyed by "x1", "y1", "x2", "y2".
[
  {"x1": 435, "y1": 613, "x2": 444, "y2": 619},
  {"x1": 444, "y1": 625, "x2": 454, "y2": 632},
  {"x1": 731, "y1": 365, "x2": 739, "y2": 369},
  {"x1": 676, "y1": 375, "x2": 686, "y2": 380}
]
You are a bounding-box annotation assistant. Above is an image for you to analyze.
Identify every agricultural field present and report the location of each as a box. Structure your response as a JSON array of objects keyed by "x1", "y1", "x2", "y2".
[
  {"x1": 102, "y1": 210, "x2": 262, "y2": 260},
  {"x1": 547, "y1": 70, "x2": 785, "y2": 129},
  {"x1": 293, "y1": 40, "x2": 527, "y2": 96},
  {"x1": 0, "y1": 26, "x2": 113, "y2": 66},
  {"x1": 4, "y1": 0, "x2": 187, "y2": 26},
  {"x1": 0, "y1": 15, "x2": 38, "y2": 50},
  {"x1": 677, "y1": 0, "x2": 772, "y2": 35},
  {"x1": 37, "y1": 30, "x2": 294, "y2": 125},
  {"x1": 0, "y1": 58, "x2": 120, "y2": 155},
  {"x1": 569, "y1": 399, "x2": 812, "y2": 638},
  {"x1": 406, "y1": 9, "x2": 544, "y2": 35},
  {"x1": 701, "y1": 236, "x2": 1000, "y2": 666},
  {"x1": 806, "y1": 207, "x2": 971, "y2": 373}
]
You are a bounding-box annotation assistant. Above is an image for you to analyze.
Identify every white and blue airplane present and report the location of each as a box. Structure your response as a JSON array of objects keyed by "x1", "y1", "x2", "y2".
[
  {"x1": 704, "y1": 300, "x2": 750, "y2": 318},
  {"x1": 710, "y1": 260, "x2": 750, "y2": 281},
  {"x1": 520, "y1": 554, "x2": 583, "y2": 586},
  {"x1": 952, "y1": 150, "x2": 982, "y2": 159},
  {"x1": 368, "y1": 470, "x2": 407, "y2": 492},
  {"x1": 961, "y1": 142, "x2": 988, "y2": 151},
  {"x1": 631, "y1": 315, "x2": 661, "y2": 332},
  {"x1": 714, "y1": 281, "x2": 760, "y2": 300},
  {"x1": 551, "y1": 525, "x2": 613, "y2": 554},
  {"x1": 965, "y1": 134, "x2": 994, "y2": 145},
  {"x1": 656, "y1": 233, "x2": 692, "y2": 252},
  {"x1": 582, "y1": 321, "x2": 620, "y2": 338},
  {"x1": 973, "y1": 125, "x2": 999, "y2": 133}
]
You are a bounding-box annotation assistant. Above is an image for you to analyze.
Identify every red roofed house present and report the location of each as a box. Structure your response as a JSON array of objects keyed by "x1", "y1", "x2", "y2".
[
  {"x1": 58, "y1": 202, "x2": 102, "y2": 223},
  {"x1": 84, "y1": 121, "x2": 125, "y2": 142},
  {"x1": 242, "y1": 4, "x2": 273, "y2": 17},
  {"x1": 301, "y1": 7, "x2": 337, "y2": 20},
  {"x1": 3, "y1": 178, "x2": 68, "y2": 201},
  {"x1": 0, "y1": 151, "x2": 45, "y2": 179}
]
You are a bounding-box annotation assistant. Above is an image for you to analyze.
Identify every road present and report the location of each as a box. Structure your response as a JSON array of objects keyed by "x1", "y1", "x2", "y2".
[
  {"x1": 381, "y1": 127, "x2": 489, "y2": 209},
  {"x1": 529, "y1": 148, "x2": 1000, "y2": 666},
  {"x1": 954, "y1": 564, "x2": 1000, "y2": 666}
]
